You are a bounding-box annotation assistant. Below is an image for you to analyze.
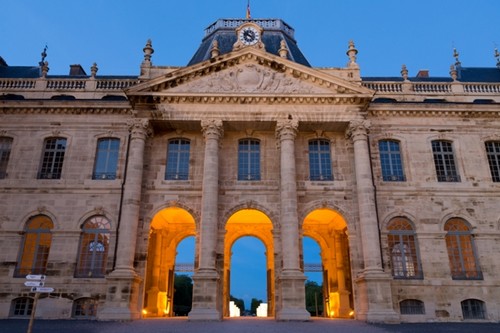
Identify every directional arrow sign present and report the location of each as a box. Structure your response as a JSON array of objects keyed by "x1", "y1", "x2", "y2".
[
  {"x1": 31, "y1": 287, "x2": 54, "y2": 293},
  {"x1": 25, "y1": 281, "x2": 44, "y2": 287},
  {"x1": 26, "y1": 274, "x2": 46, "y2": 281}
]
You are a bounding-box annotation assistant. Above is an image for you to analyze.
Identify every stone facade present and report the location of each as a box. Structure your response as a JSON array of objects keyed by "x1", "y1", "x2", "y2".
[{"x1": 0, "y1": 18, "x2": 499, "y2": 323}]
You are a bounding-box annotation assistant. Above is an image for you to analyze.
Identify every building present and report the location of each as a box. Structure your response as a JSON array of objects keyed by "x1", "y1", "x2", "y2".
[{"x1": 1, "y1": 17, "x2": 500, "y2": 323}]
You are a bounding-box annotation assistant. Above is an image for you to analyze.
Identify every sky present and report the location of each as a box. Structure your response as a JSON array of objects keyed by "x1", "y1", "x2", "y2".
[
  {"x1": 2, "y1": 0, "x2": 498, "y2": 312},
  {"x1": 1, "y1": 0, "x2": 500, "y2": 78}
]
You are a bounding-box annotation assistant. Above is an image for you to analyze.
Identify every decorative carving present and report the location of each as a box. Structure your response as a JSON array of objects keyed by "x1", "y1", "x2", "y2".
[
  {"x1": 127, "y1": 118, "x2": 152, "y2": 138},
  {"x1": 211, "y1": 40, "x2": 220, "y2": 58},
  {"x1": 201, "y1": 119, "x2": 224, "y2": 141},
  {"x1": 37, "y1": 206, "x2": 46, "y2": 213},
  {"x1": 346, "y1": 119, "x2": 370, "y2": 141},
  {"x1": 276, "y1": 117, "x2": 299, "y2": 142}
]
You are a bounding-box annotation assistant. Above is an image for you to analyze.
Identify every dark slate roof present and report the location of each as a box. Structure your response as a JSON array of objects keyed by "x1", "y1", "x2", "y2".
[
  {"x1": 188, "y1": 18, "x2": 311, "y2": 67},
  {"x1": 0, "y1": 65, "x2": 40, "y2": 78},
  {"x1": 363, "y1": 67, "x2": 500, "y2": 83}
]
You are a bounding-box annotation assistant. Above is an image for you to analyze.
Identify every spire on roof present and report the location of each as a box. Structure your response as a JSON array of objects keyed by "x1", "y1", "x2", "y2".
[
  {"x1": 453, "y1": 48, "x2": 461, "y2": 67},
  {"x1": 346, "y1": 40, "x2": 358, "y2": 68},
  {"x1": 246, "y1": 0, "x2": 251, "y2": 19},
  {"x1": 400, "y1": 64, "x2": 409, "y2": 81},
  {"x1": 39, "y1": 45, "x2": 48, "y2": 67},
  {"x1": 495, "y1": 48, "x2": 500, "y2": 68}
]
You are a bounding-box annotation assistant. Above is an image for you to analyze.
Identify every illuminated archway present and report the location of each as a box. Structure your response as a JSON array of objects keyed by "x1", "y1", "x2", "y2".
[
  {"x1": 303, "y1": 208, "x2": 353, "y2": 318},
  {"x1": 143, "y1": 207, "x2": 196, "y2": 317},
  {"x1": 223, "y1": 209, "x2": 274, "y2": 317}
]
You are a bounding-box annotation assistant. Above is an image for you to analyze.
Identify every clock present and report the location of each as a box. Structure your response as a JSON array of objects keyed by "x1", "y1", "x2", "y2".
[{"x1": 239, "y1": 26, "x2": 260, "y2": 45}]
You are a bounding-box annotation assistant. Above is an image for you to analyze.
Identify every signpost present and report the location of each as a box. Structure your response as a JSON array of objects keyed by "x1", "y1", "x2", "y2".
[{"x1": 25, "y1": 275, "x2": 52, "y2": 333}]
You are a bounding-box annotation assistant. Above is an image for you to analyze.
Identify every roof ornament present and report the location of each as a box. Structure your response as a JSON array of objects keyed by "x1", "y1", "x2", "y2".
[
  {"x1": 142, "y1": 39, "x2": 154, "y2": 65},
  {"x1": 346, "y1": 40, "x2": 359, "y2": 68},
  {"x1": 453, "y1": 48, "x2": 461, "y2": 67},
  {"x1": 90, "y1": 63, "x2": 98, "y2": 78},
  {"x1": 41, "y1": 61, "x2": 49, "y2": 78},
  {"x1": 449, "y1": 64, "x2": 458, "y2": 81},
  {"x1": 278, "y1": 39, "x2": 288, "y2": 58},
  {"x1": 211, "y1": 40, "x2": 220, "y2": 58},
  {"x1": 400, "y1": 64, "x2": 409, "y2": 81},
  {"x1": 246, "y1": 0, "x2": 251, "y2": 19},
  {"x1": 39, "y1": 44, "x2": 48, "y2": 67},
  {"x1": 495, "y1": 48, "x2": 500, "y2": 68}
]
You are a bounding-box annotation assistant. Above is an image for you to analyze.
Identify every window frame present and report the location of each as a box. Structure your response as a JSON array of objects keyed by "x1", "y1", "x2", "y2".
[
  {"x1": 38, "y1": 137, "x2": 67, "y2": 179},
  {"x1": 238, "y1": 138, "x2": 261, "y2": 181},
  {"x1": 165, "y1": 138, "x2": 190, "y2": 180},
  {"x1": 75, "y1": 216, "x2": 111, "y2": 278},
  {"x1": 431, "y1": 140, "x2": 460, "y2": 182},
  {"x1": 485, "y1": 141, "x2": 500, "y2": 182},
  {"x1": 461, "y1": 299, "x2": 486, "y2": 320},
  {"x1": 399, "y1": 299, "x2": 425, "y2": 315},
  {"x1": 72, "y1": 298, "x2": 98, "y2": 319},
  {"x1": 387, "y1": 218, "x2": 423, "y2": 279},
  {"x1": 378, "y1": 139, "x2": 406, "y2": 181},
  {"x1": 308, "y1": 139, "x2": 333, "y2": 181},
  {"x1": 10, "y1": 297, "x2": 34, "y2": 317},
  {"x1": 92, "y1": 138, "x2": 120, "y2": 180},
  {"x1": 0, "y1": 137, "x2": 13, "y2": 179}
]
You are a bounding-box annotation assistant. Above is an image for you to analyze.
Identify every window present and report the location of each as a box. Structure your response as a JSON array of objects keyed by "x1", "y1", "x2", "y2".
[
  {"x1": 238, "y1": 139, "x2": 260, "y2": 180},
  {"x1": 379, "y1": 140, "x2": 405, "y2": 181},
  {"x1": 72, "y1": 298, "x2": 98, "y2": 318},
  {"x1": 387, "y1": 218, "x2": 422, "y2": 279},
  {"x1": 165, "y1": 139, "x2": 190, "y2": 180},
  {"x1": 461, "y1": 299, "x2": 486, "y2": 319},
  {"x1": 0, "y1": 137, "x2": 13, "y2": 179},
  {"x1": 309, "y1": 139, "x2": 333, "y2": 181},
  {"x1": 93, "y1": 138, "x2": 120, "y2": 180},
  {"x1": 399, "y1": 299, "x2": 425, "y2": 315},
  {"x1": 445, "y1": 219, "x2": 482, "y2": 280},
  {"x1": 15, "y1": 215, "x2": 53, "y2": 277},
  {"x1": 431, "y1": 140, "x2": 460, "y2": 182},
  {"x1": 39, "y1": 137, "x2": 67, "y2": 179},
  {"x1": 10, "y1": 297, "x2": 34, "y2": 317},
  {"x1": 485, "y1": 141, "x2": 500, "y2": 182},
  {"x1": 75, "y1": 216, "x2": 111, "y2": 278}
]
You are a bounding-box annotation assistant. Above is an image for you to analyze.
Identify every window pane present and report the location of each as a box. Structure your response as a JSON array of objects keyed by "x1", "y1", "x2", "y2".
[
  {"x1": 309, "y1": 139, "x2": 333, "y2": 181},
  {"x1": 93, "y1": 138, "x2": 120, "y2": 180},
  {"x1": 445, "y1": 219, "x2": 482, "y2": 279},
  {"x1": 39, "y1": 138, "x2": 66, "y2": 179},
  {"x1": 379, "y1": 140, "x2": 405, "y2": 181},
  {"x1": 238, "y1": 139, "x2": 260, "y2": 181},
  {"x1": 166, "y1": 139, "x2": 190, "y2": 180},
  {"x1": 432, "y1": 140, "x2": 460, "y2": 182},
  {"x1": 75, "y1": 216, "x2": 111, "y2": 278},
  {"x1": 485, "y1": 141, "x2": 500, "y2": 182},
  {"x1": 387, "y1": 218, "x2": 422, "y2": 279},
  {"x1": 461, "y1": 299, "x2": 486, "y2": 319},
  {"x1": 400, "y1": 299, "x2": 425, "y2": 315}
]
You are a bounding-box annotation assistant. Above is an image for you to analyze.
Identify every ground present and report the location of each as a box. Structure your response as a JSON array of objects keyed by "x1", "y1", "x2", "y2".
[{"x1": 2, "y1": 318, "x2": 500, "y2": 333}]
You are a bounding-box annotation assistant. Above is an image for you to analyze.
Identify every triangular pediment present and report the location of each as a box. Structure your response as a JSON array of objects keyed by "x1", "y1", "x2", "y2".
[{"x1": 127, "y1": 48, "x2": 373, "y2": 103}]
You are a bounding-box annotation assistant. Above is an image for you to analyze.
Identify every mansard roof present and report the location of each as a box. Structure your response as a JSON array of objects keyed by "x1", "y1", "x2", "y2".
[{"x1": 188, "y1": 18, "x2": 311, "y2": 67}]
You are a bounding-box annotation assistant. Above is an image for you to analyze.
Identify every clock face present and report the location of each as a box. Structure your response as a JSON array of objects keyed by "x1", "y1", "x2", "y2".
[{"x1": 239, "y1": 26, "x2": 260, "y2": 45}]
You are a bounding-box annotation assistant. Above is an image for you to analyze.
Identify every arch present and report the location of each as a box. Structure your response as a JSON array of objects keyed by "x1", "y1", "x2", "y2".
[
  {"x1": 223, "y1": 208, "x2": 274, "y2": 317},
  {"x1": 72, "y1": 297, "x2": 98, "y2": 318},
  {"x1": 302, "y1": 208, "x2": 353, "y2": 318},
  {"x1": 399, "y1": 299, "x2": 425, "y2": 315},
  {"x1": 461, "y1": 299, "x2": 486, "y2": 319},
  {"x1": 75, "y1": 215, "x2": 111, "y2": 278},
  {"x1": 222, "y1": 202, "x2": 278, "y2": 230},
  {"x1": 381, "y1": 212, "x2": 418, "y2": 231},
  {"x1": 143, "y1": 206, "x2": 196, "y2": 318},
  {"x1": 299, "y1": 201, "x2": 353, "y2": 230}
]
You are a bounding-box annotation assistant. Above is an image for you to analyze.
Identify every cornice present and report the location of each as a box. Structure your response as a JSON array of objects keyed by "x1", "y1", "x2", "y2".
[
  {"x1": 368, "y1": 103, "x2": 500, "y2": 118},
  {"x1": 0, "y1": 101, "x2": 133, "y2": 115}
]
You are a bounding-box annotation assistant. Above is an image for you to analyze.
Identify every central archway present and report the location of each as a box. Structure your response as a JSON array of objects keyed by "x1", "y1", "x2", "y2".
[
  {"x1": 223, "y1": 209, "x2": 274, "y2": 317},
  {"x1": 302, "y1": 208, "x2": 353, "y2": 318}
]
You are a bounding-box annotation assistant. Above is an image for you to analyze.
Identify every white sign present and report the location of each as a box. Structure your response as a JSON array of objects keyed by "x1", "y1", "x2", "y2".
[
  {"x1": 31, "y1": 287, "x2": 54, "y2": 293},
  {"x1": 24, "y1": 281, "x2": 44, "y2": 287},
  {"x1": 26, "y1": 274, "x2": 46, "y2": 281}
]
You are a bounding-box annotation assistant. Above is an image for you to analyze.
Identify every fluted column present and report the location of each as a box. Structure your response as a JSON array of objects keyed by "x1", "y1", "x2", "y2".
[
  {"x1": 275, "y1": 118, "x2": 310, "y2": 321},
  {"x1": 189, "y1": 119, "x2": 223, "y2": 321}
]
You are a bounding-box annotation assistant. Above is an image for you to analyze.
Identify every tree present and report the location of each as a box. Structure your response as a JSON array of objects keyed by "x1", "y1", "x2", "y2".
[
  {"x1": 250, "y1": 298, "x2": 263, "y2": 315},
  {"x1": 173, "y1": 274, "x2": 193, "y2": 316},
  {"x1": 230, "y1": 295, "x2": 245, "y2": 314},
  {"x1": 305, "y1": 280, "x2": 323, "y2": 316}
]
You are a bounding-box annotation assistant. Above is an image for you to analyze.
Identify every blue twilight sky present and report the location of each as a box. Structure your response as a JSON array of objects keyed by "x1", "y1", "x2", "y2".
[
  {"x1": 1, "y1": 0, "x2": 499, "y2": 78},
  {"x1": 2, "y1": 0, "x2": 498, "y2": 311}
]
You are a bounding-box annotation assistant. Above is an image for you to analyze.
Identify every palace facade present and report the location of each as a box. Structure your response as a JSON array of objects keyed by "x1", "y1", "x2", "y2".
[{"x1": 1, "y1": 18, "x2": 500, "y2": 323}]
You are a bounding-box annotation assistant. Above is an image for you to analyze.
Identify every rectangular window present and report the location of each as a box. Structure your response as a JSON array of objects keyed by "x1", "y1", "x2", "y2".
[
  {"x1": 93, "y1": 138, "x2": 120, "y2": 180},
  {"x1": 39, "y1": 137, "x2": 66, "y2": 179},
  {"x1": 165, "y1": 139, "x2": 190, "y2": 180},
  {"x1": 379, "y1": 140, "x2": 405, "y2": 181},
  {"x1": 238, "y1": 139, "x2": 260, "y2": 181},
  {"x1": 432, "y1": 140, "x2": 460, "y2": 182},
  {"x1": 309, "y1": 139, "x2": 333, "y2": 181},
  {"x1": 485, "y1": 141, "x2": 500, "y2": 182},
  {"x1": 0, "y1": 137, "x2": 13, "y2": 179}
]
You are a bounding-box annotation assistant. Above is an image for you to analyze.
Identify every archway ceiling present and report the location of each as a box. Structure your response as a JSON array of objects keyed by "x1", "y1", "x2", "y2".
[{"x1": 151, "y1": 207, "x2": 195, "y2": 229}]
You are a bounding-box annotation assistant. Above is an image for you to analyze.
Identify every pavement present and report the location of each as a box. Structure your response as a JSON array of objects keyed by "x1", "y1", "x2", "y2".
[{"x1": 1, "y1": 317, "x2": 500, "y2": 333}]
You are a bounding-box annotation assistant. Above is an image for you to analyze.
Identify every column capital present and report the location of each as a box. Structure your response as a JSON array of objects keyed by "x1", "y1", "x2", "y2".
[
  {"x1": 201, "y1": 119, "x2": 224, "y2": 141},
  {"x1": 127, "y1": 118, "x2": 152, "y2": 139},
  {"x1": 276, "y1": 118, "x2": 299, "y2": 142},
  {"x1": 346, "y1": 119, "x2": 370, "y2": 142}
]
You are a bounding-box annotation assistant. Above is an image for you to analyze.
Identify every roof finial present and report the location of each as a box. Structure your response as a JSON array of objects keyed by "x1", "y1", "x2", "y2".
[
  {"x1": 346, "y1": 40, "x2": 358, "y2": 68},
  {"x1": 211, "y1": 40, "x2": 220, "y2": 58},
  {"x1": 90, "y1": 62, "x2": 98, "y2": 79},
  {"x1": 279, "y1": 39, "x2": 288, "y2": 58},
  {"x1": 246, "y1": 0, "x2": 251, "y2": 19},
  {"x1": 449, "y1": 64, "x2": 458, "y2": 81},
  {"x1": 400, "y1": 64, "x2": 409, "y2": 81},
  {"x1": 142, "y1": 39, "x2": 154, "y2": 65},
  {"x1": 495, "y1": 48, "x2": 500, "y2": 68},
  {"x1": 39, "y1": 44, "x2": 48, "y2": 67},
  {"x1": 453, "y1": 48, "x2": 461, "y2": 67}
]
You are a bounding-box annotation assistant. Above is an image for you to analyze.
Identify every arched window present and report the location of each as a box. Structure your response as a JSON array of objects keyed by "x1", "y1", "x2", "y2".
[
  {"x1": 378, "y1": 140, "x2": 405, "y2": 181},
  {"x1": 387, "y1": 218, "x2": 422, "y2": 279},
  {"x1": 238, "y1": 139, "x2": 260, "y2": 180},
  {"x1": 72, "y1": 298, "x2": 98, "y2": 318},
  {"x1": 38, "y1": 137, "x2": 67, "y2": 179},
  {"x1": 308, "y1": 139, "x2": 333, "y2": 181},
  {"x1": 445, "y1": 219, "x2": 482, "y2": 280},
  {"x1": 431, "y1": 140, "x2": 460, "y2": 182},
  {"x1": 93, "y1": 138, "x2": 120, "y2": 180},
  {"x1": 461, "y1": 299, "x2": 486, "y2": 319},
  {"x1": 10, "y1": 297, "x2": 34, "y2": 317},
  {"x1": 15, "y1": 215, "x2": 54, "y2": 277},
  {"x1": 485, "y1": 141, "x2": 500, "y2": 182},
  {"x1": 165, "y1": 139, "x2": 190, "y2": 180},
  {"x1": 75, "y1": 216, "x2": 111, "y2": 278},
  {"x1": 0, "y1": 137, "x2": 13, "y2": 179},
  {"x1": 399, "y1": 299, "x2": 425, "y2": 315}
]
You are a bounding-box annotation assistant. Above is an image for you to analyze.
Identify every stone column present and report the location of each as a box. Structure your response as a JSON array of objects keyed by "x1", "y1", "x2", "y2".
[
  {"x1": 99, "y1": 118, "x2": 150, "y2": 320},
  {"x1": 189, "y1": 119, "x2": 223, "y2": 321},
  {"x1": 275, "y1": 118, "x2": 310, "y2": 321},
  {"x1": 346, "y1": 120, "x2": 399, "y2": 323}
]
